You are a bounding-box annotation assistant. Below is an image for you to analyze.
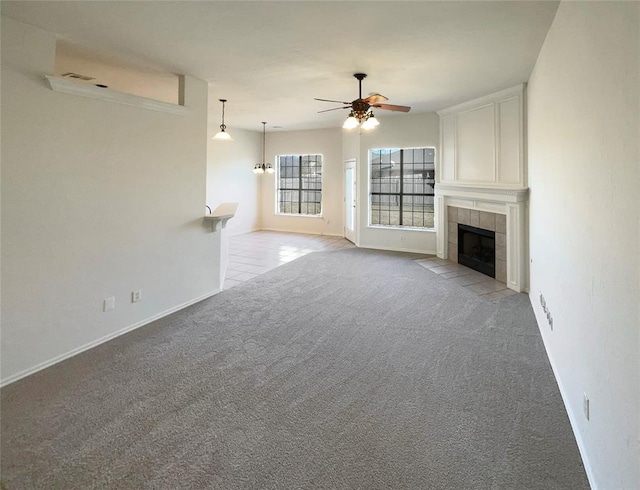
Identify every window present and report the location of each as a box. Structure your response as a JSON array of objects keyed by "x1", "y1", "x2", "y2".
[
  {"x1": 277, "y1": 154, "x2": 322, "y2": 216},
  {"x1": 370, "y1": 147, "x2": 435, "y2": 228}
]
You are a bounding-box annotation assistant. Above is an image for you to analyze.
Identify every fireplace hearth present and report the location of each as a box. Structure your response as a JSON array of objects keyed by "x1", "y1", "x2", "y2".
[{"x1": 458, "y1": 224, "x2": 495, "y2": 278}]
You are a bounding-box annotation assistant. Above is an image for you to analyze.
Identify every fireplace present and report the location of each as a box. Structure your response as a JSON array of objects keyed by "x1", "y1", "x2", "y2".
[
  {"x1": 436, "y1": 189, "x2": 527, "y2": 290},
  {"x1": 445, "y1": 206, "x2": 506, "y2": 282},
  {"x1": 458, "y1": 224, "x2": 495, "y2": 278}
]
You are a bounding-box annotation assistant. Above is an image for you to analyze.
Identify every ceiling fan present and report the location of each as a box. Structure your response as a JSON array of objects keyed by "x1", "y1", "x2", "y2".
[{"x1": 315, "y1": 73, "x2": 411, "y2": 130}]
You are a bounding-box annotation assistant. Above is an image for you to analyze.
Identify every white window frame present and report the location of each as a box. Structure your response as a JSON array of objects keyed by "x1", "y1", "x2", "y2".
[
  {"x1": 368, "y1": 147, "x2": 436, "y2": 230},
  {"x1": 275, "y1": 154, "x2": 324, "y2": 217}
]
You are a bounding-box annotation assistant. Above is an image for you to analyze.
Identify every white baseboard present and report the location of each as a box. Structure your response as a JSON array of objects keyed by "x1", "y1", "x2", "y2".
[
  {"x1": 229, "y1": 227, "x2": 261, "y2": 237},
  {"x1": 527, "y1": 294, "x2": 597, "y2": 489},
  {"x1": 258, "y1": 227, "x2": 344, "y2": 238},
  {"x1": 359, "y1": 243, "x2": 437, "y2": 255},
  {"x1": 0, "y1": 289, "x2": 221, "y2": 388}
]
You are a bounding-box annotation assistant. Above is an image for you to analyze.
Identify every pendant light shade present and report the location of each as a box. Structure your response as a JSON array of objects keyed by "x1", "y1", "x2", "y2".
[
  {"x1": 253, "y1": 122, "x2": 273, "y2": 174},
  {"x1": 214, "y1": 129, "x2": 232, "y2": 141},
  {"x1": 213, "y1": 99, "x2": 233, "y2": 141}
]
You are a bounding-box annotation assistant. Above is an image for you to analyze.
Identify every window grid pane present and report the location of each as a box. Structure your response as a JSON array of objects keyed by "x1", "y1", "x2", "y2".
[
  {"x1": 277, "y1": 154, "x2": 322, "y2": 216},
  {"x1": 370, "y1": 147, "x2": 435, "y2": 228}
]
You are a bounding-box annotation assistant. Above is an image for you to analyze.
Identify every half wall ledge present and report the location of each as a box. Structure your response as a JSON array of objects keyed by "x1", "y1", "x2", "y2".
[{"x1": 204, "y1": 203, "x2": 238, "y2": 232}]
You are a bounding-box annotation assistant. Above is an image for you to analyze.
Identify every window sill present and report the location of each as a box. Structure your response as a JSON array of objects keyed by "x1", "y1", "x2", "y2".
[
  {"x1": 276, "y1": 214, "x2": 323, "y2": 219},
  {"x1": 366, "y1": 225, "x2": 435, "y2": 232}
]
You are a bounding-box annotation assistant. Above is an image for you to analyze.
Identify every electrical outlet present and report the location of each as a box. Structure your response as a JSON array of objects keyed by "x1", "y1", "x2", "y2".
[
  {"x1": 103, "y1": 297, "x2": 115, "y2": 312},
  {"x1": 132, "y1": 290, "x2": 142, "y2": 303},
  {"x1": 540, "y1": 293, "x2": 547, "y2": 313},
  {"x1": 540, "y1": 293, "x2": 553, "y2": 330},
  {"x1": 583, "y1": 393, "x2": 590, "y2": 421}
]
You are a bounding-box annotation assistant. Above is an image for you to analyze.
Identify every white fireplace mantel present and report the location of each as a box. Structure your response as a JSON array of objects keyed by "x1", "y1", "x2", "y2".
[
  {"x1": 436, "y1": 84, "x2": 528, "y2": 292},
  {"x1": 436, "y1": 184, "x2": 529, "y2": 292}
]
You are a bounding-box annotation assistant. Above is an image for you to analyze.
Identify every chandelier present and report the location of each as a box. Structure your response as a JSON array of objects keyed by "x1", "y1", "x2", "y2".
[{"x1": 253, "y1": 122, "x2": 274, "y2": 174}]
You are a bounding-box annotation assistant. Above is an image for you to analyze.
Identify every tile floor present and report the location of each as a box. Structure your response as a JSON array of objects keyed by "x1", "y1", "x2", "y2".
[
  {"x1": 413, "y1": 256, "x2": 518, "y2": 299},
  {"x1": 223, "y1": 230, "x2": 518, "y2": 300},
  {"x1": 223, "y1": 231, "x2": 355, "y2": 290}
]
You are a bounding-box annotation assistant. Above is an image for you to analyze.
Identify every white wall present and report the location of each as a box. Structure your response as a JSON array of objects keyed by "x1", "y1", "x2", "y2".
[
  {"x1": 260, "y1": 128, "x2": 343, "y2": 236},
  {"x1": 355, "y1": 112, "x2": 440, "y2": 253},
  {"x1": 207, "y1": 127, "x2": 261, "y2": 235},
  {"x1": 1, "y1": 18, "x2": 219, "y2": 384},
  {"x1": 527, "y1": 2, "x2": 639, "y2": 488}
]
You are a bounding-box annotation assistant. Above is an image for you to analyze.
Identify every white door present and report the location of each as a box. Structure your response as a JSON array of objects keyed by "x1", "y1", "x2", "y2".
[{"x1": 344, "y1": 159, "x2": 356, "y2": 243}]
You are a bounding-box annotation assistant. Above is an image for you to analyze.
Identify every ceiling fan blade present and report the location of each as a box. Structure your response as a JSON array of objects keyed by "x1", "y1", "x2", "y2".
[
  {"x1": 363, "y1": 93, "x2": 388, "y2": 104},
  {"x1": 373, "y1": 103, "x2": 411, "y2": 113},
  {"x1": 317, "y1": 106, "x2": 350, "y2": 113},
  {"x1": 314, "y1": 98, "x2": 352, "y2": 105}
]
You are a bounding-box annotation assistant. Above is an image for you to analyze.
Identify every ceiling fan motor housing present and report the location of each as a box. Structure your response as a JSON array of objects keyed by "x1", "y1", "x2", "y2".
[{"x1": 352, "y1": 100, "x2": 370, "y2": 111}]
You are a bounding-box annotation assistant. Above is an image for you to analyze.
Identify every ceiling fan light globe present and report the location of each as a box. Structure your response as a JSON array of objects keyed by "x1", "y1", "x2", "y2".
[
  {"x1": 266, "y1": 164, "x2": 275, "y2": 174},
  {"x1": 253, "y1": 163, "x2": 264, "y2": 174},
  {"x1": 361, "y1": 118, "x2": 376, "y2": 130},
  {"x1": 368, "y1": 112, "x2": 380, "y2": 127},
  {"x1": 343, "y1": 116, "x2": 359, "y2": 130}
]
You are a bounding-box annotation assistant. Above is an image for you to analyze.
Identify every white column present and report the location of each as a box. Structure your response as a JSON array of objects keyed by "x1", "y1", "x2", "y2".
[{"x1": 506, "y1": 202, "x2": 526, "y2": 292}]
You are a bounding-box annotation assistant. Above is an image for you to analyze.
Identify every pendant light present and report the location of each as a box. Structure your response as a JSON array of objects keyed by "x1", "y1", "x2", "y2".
[
  {"x1": 253, "y1": 122, "x2": 274, "y2": 174},
  {"x1": 213, "y1": 99, "x2": 233, "y2": 141}
]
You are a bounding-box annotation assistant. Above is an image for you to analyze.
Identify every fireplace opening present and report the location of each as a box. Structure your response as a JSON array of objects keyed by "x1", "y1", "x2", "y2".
[{"x1": 458, "y1": 224, "x2": 495, "y2": 278}]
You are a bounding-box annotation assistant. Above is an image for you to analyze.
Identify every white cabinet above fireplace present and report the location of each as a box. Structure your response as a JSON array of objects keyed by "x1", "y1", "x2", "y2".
[{"x1": 437, "y1": 84, "x2": 525, "y2": 189}]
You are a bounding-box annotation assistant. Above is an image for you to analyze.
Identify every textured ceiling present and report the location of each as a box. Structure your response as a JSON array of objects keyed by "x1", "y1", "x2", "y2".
[{"x1": 1, "y1": 1, "x2": 559, "y2": 131}]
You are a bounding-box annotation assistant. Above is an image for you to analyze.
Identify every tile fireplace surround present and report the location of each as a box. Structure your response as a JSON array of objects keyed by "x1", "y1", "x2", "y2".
[
  {"x1": 435, "y1": 184, "x2": 529, "y2": 292},
  {"x1": 448, "y1": 207, "x2": 507, "y2": 283}
]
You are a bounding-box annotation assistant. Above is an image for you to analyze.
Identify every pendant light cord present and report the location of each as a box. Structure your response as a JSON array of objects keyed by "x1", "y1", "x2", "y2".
[
  {"x1": 220, "y1": 99, "x2": 227, "y2": 130},
  {"x1": 262, "y1": 122, "x2": 266, "y2": 164}
]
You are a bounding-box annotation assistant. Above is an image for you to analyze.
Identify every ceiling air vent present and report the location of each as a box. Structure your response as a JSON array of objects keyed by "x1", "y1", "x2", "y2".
[{"x1": 61, "y1": 72, "x2": 95, "y2": 81}]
